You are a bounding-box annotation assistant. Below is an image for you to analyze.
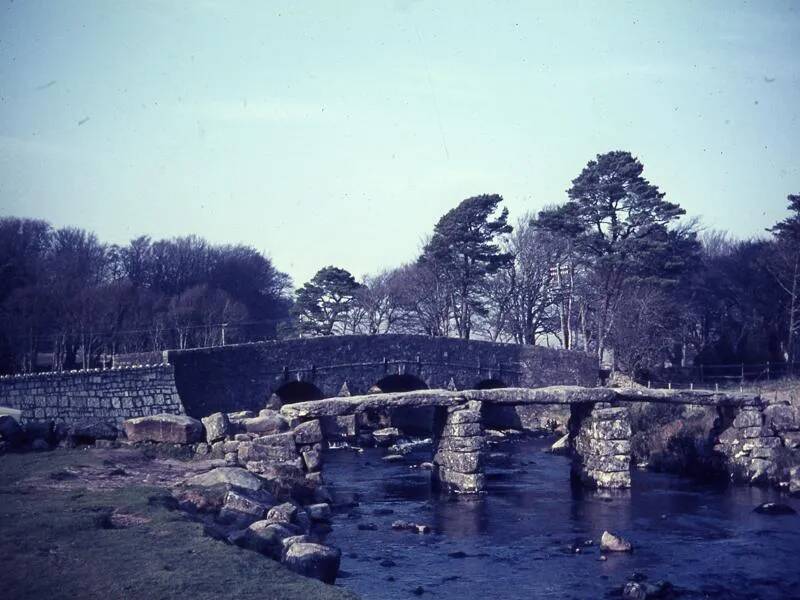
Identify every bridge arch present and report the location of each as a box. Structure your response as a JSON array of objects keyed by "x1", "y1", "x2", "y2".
[{"x1": 274, "y1": 381, "x2": 324, "y2": 404}]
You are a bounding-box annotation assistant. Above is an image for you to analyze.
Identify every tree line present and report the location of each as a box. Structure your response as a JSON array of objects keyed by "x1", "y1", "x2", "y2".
[
  {"x1": 0, "y1": 227, "x2": 292, "y2": 373},
  {"x1": 2, "y1": 149, "x2": 799, "y2": 377}
]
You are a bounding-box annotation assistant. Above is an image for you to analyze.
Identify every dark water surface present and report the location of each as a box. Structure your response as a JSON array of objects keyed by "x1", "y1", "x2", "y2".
[{"x1": 324, "y1": 436, "x2": 800, "y2": 600}]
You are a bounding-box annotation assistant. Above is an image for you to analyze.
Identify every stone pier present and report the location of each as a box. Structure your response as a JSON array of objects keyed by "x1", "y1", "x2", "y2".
[
  {"x1": 280, "y1": 385, "x2": 768, "y2": 494},
  {"x1": 569, "y1": 404, "x2": 632, "y2": 489},
  {"x1": 431, "y1": 401, "x2": 487, "y2": 493}
]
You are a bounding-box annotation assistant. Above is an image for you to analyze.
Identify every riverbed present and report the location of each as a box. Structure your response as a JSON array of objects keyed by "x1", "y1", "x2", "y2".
[{"x1": 324, "y1": 436, "x2": 800, "y2": 599}]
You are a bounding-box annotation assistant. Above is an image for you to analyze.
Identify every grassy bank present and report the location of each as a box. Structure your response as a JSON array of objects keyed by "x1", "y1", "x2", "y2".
[{"x1": 0, "y1": 449, "x2": 358, "y2": 600}]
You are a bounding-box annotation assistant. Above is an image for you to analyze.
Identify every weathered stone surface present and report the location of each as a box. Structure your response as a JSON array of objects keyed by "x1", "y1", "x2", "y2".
[
  {"x1": 267, "y1": 502, "x2": 298, "y2": 524},
  {"x1": 240, "y1": 413, "x2": 289, "y2": 435},
  {"x1": 186, "y1": 467, "x2": 263, "y2": 491},
  {"x1": 733, "y1": 409, "x2": 763, "y2": 429},
  {"x1": 600, "y1": 530, "x2": 632, "y2": 552},
  {"x1": 588, "y1": 470, "x2": 631, "y2": 488},
  {"x1": 741, "y1": 426, "x2": 772, "y2": 439},
  {"x1": 245, "y1": 460, "x2": 305, "y2": 480},
  {"x1": 789, "y1": 466, "x2": 800, "y2": 496},
  {"x1": 373, "y1": 427, "x2": 401, "y2": 447},
  {"x1": 243, "y1": 521, "x2": 295, "y2": 558},
  {"x1": 123, "y1": 413, "x2": 203, "y2": 444},
  {"x1": 583, "y1": 453, "x2": 630, "y2": 473},
  {"x1": 448, "y1": 410, "x2": 482, "y2": 425},
  {"x1": 592, "y1": 418, "x2": 631, "y2": 440},
  {"x1": 293, "y1": 419, "x2": 323, "y2": 445},
  {"x1": 783, "y1": 432, "x2": 800, "y2": 449},
  {"x1": 433, "y1": 467, "x2": 485, "y2": 492},
  {"x1": 201, "y1": 412, "x2": 231, "y2": 444},
  {"x1": 222, "y1": 440, "x2": 241, "y2": 453},
  {"x1": 218, "y1": 489, "x2": 273, "y2": 523},
  {"x1": 436, "y1": 435, "x2": 486, "y2": 453},
  {"x1": 589, "y1": 439, "x2": 631, "y2": 455},
  {"x1": 764, "y1": 404, "x2": 800, "y2": 432},
  {"x1": 302, "y1": 448, "x2": 322, "y2": 472},
  {"x1": 434, "y1": 450, "x2": 483, "y2": 474},
  {"x1": 307, "y1": 503, "x2": 332, "y2": 522},
  {"x1": 442, "y1": 422, "x2": 483, "y2": 438},
  {"x1": 228, "y1": 410, "x2": 255, "y2": 421},
  {"x1": 282, "y1": 542, "x2": 341, "y2": 584},
  {"x1": 239, "y1": 441, "x2": 298, "y2": 464}
]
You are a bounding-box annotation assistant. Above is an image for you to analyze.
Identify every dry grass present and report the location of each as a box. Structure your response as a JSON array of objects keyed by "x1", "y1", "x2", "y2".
[{"x1": 0, "y1": 448, "x2": 358, "y2": 600}]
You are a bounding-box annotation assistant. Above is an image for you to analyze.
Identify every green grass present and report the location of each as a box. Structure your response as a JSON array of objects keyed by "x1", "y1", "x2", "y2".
[{"x1": 0, "y1": 449, "x2": 358, "y2": 600}]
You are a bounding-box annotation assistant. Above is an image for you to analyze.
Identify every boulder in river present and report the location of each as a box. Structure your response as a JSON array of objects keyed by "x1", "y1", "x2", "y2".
[
  {"x1": 282, "y1": 542, "x2": 341, "y2": 584},
  {"x1": 549, "y1": 433, "x2": 570, "y2": 455},
  {"x1": 754, "y1": 502, "x2": 797, "y2": 515},
  {"x1": 391, "y1": 520, "x2": 431, "y2": 534},
  {"x1": 123, "y1": 413, "x2": 203, "y2": 444},
  {"x1": 373, "y1": 427, "x2": 402, "y2": 447},
  {"x1": 600, "y1": 530, "x2": 633, "y2": 552}
]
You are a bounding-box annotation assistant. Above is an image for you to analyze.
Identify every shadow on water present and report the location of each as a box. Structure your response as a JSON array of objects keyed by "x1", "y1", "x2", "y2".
[{"x1": 324, "y1": 437, "x2": 800, "y2": 600}]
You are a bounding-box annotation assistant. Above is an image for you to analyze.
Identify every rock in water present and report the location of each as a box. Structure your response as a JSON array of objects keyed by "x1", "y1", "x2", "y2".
[
  {"x1": 123, "y1": 413, "x2": 203, "y2": 444},
  {"x1": 282, "y1": 542, "x2": 341, "y2": 584},
  {"x1": 373, "y1": 427, "x2": 402, "y2": 447},
  {"x1": 600, "y1": 530, "x2": 633, "y2": 552},
  {"x1": 186, "y1": 467, "x2": 264, "y2": 491},
  {"x1": 201, "y1": 412, "x2": 231, "y2": 444},
  {"x1": 754, "y1": 502, "x2": 797, "y2": 515},
  {"x1": 550, "y1": 433, "x2": 570, "y2": 455}
]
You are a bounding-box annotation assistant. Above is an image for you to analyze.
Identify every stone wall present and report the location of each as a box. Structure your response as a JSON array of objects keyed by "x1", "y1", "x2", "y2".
[
  {"x1": 0, "y1": 366, "x2": 184, "y2": 426},
  {"x1": 167, "y1": 334, "x2": 598, "y2": 418},
  {"x1": 714, "y1": 402, "x2": 800, "y2": 484}
]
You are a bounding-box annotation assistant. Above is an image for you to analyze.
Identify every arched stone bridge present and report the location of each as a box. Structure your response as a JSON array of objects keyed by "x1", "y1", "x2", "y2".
[
  {"x1": 280, "y1": 385, "x2": 763, "y2": 493},
  {"x1": 165, "y1": 334, "x2": 597, "y2": 418}
]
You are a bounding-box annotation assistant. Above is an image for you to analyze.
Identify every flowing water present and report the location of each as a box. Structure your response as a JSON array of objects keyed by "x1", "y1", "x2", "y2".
[{"x1": 324, "y1": 436, "x2": 800, "y2": 600}]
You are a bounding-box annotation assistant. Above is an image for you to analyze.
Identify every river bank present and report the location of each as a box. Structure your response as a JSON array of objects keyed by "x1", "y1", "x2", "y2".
[{"x1": 0, "y1": 448, "x2": 357, "y2": 600}]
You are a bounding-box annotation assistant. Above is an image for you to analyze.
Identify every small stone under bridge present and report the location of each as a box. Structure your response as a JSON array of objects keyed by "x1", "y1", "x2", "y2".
[{"x1": 280, "y1": 386, "x2": 764, "y2": 493}]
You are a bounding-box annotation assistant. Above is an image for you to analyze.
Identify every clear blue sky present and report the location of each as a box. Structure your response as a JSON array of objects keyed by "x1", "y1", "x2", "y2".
[{"x1": 1, "y1": 1, "x2": 798, "y2": 285}]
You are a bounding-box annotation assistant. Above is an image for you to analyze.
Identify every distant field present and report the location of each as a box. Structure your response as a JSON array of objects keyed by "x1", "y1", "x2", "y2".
[{"x1": 0, "y1": 449, "x2": 358, "y2": 600}]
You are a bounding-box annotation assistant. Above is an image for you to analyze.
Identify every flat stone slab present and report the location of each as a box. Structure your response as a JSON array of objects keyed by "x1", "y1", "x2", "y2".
[
  {"x1": 186, "y1": 466, "x2": 264, "y2": 491},
  {"x1": 123, "y1": 413, "x2": 203, "y2": 444},
  {"x1": 280, "y1": 386, "x2": 761, "y2": 419}
]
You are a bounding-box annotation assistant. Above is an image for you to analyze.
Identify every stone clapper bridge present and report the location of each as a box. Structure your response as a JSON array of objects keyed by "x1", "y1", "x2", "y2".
[{"x1": 280, "y1": 385, "x2": 763, "y2": 493}]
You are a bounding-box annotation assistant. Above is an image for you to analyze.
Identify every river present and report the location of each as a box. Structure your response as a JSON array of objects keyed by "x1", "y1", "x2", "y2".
[{"x1": 323, "y1": 435, "x2": 800, "y2": 600}]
